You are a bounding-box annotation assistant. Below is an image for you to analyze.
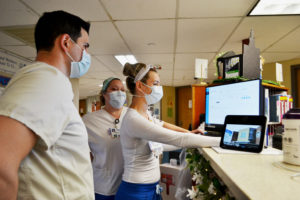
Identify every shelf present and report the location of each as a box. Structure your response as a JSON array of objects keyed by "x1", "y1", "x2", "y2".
[
  {"x1": 267, "y1": 122, "x2": 281, "y2": 125},
  {"x1": 262, "y1": 82, "x2": 288, "y2": 91}
]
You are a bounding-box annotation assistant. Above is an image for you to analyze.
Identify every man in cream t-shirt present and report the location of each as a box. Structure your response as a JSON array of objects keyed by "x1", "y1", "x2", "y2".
[{"x1": 0, "y1": 11, "x2": 94, "y2": 200}]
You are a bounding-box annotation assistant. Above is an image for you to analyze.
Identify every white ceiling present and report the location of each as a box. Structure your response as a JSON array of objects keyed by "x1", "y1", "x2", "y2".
[{"x1": 0, "y1": 0, "x2": 300, "y2": 99}]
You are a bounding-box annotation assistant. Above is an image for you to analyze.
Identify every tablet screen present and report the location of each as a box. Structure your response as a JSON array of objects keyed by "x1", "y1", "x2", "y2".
[
  {"x1": 220, "y1": 115, "x2": 266, "y2": 153},
  {"x1": 223, "y1": 124, "x2": 262, "y2": 149}
]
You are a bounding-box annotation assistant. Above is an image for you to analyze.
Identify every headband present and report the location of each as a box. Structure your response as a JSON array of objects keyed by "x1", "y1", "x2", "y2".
[
  {"x1": 101, "y1": 77, "x2": 120, "y2": 93},
  {"x1": 134, "y1": 64, "x2": 152, "y2": 83}
]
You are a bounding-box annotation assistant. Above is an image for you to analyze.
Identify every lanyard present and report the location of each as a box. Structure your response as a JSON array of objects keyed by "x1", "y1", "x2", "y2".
[
  {"x1": 114, "y1": 119, "x2": 119, "y2": 128},
  {"x1": 108, "y1": 118, "x2": 120, "y2": 138}
]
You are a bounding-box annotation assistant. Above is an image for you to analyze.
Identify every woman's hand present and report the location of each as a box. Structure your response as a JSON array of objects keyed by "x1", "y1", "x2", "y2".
[{"x1": 190, "y1": 129, "x2": 204, "y2": 135}]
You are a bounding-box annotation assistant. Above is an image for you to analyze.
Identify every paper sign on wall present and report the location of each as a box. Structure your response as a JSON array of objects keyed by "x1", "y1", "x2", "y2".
[
  {"x1": 195, "y1": 59, "x2": 208, "y2": 79},
  {"x1": 0, "y1": 49, "x2": 31, "y2": 75},
  {"x1": 276, "y1": 63, "x2": 283, "y2": 82},
  {"x1": 188, "y1": 99, "x2": 192, "y2": 109}
]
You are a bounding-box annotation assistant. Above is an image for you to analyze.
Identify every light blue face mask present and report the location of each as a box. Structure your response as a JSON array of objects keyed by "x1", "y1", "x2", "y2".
[
  {"x1": 141, "y1": 83, "x2": 163, "y2": 105},
  {"x1": 109, "y1": 91, "x2": 126, "y2": 109},
  {"x1": 66, "y1": 39, "x2": 91, "y2": 78}
]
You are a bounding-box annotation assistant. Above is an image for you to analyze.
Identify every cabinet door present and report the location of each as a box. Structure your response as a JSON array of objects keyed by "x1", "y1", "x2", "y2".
[{"x1": 176, "y1": 86, "x2": 192, "y2": 129}]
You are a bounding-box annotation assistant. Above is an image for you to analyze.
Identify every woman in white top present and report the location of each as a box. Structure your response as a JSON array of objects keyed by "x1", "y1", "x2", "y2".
[
  {"x1": 115, "y1": 63, "x2": 220, "y2": 200},
  {"x1": 83, "y1": 77, "x2": 127, "y2": 200}
]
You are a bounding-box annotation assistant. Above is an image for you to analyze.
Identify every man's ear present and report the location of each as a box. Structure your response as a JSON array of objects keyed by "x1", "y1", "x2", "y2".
[{"x1": 60, "y1": 34, "x2": 71, "y2": 52}]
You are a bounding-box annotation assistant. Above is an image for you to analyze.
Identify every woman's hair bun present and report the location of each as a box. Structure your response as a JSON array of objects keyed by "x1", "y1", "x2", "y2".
[{"x1": 123, "y1": 63, "x2": 135, "y2": 76}]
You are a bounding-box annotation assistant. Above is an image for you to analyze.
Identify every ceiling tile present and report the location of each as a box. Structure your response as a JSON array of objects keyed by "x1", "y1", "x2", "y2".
[
  {"x1": 85, "y1": 69, "x2": 117, "y2": 79},
  {"x1": 88, "y1": 56, "x2": 111, "y2": 72},
  {"x1": 261, "y1": 52, "x2": 300, "y2": 64},
  {"x1": 174, "y1": 53, "x2": 216, "y2": 70},
  {"x1": 102, "y1": 0, "x2": 176, "y2": 20},
  {"x1": 179, "y1": 0, "x2": 257, "y2": 18},
  {"x1": 94, "y1": 55, "x2": 125, "y2": 76},
  {"x1": 135, "y1": 54, "x2": 173, "y2": 62},
  {"x1": 79, "y1": 78, "x2": 102, "y2": 86},
  {"x1": 135, "y1": 54, "x2": 174, "y2": 69},
  {"x1": 84, "y1": 56, "x2": 123, "y2": 86},
  {"x1": 116, "y1": 20, "x2": 175, "y2": 54},
  {"x1": 89, "y1": 22, "x2": 130, "y2": 55},
  {"x1": 177, "y1": 18, "x2": 241, "y2": 52},
  {"x1": 266, "y1": 26, "x2": 300, "y2": 52},
  {"x1": 0, "y1": 31, "x2": 24, "y2": 45},
  {"x1": 1, "y1": 45, "x2": 36, "y2": 58},
  {"x1": 0, "y1": 0, "x2": 38, "y2": 26},
  {"x1": 221, "y1": 16, "x2": 300, "y2": 53},
  {"x1": 174, "y1": 69, "x2": 195, "y2": 80},
  {"x1": 23, "y1": 0, "x2": 109, "y2": 21}
]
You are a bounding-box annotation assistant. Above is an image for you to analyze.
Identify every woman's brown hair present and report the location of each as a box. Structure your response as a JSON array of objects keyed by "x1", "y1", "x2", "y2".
[{"x1": 123, "y1": 63, "x2": 157, "y2": 94}]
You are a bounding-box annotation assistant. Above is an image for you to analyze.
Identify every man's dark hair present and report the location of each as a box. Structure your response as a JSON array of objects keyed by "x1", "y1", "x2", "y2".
[{"x1": 34, "y1": 10, "x2": 90, "y2": 52}]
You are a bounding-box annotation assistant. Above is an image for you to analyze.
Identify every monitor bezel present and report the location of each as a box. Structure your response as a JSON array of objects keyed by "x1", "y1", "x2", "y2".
[{"x1": 204, "y1": 79, "x2": 264, "y2": 133}]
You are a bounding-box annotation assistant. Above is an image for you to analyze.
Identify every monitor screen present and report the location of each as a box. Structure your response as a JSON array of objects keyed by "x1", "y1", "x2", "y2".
[{"x1": 205, "y1": 80, "x2": 263, "y2": 132}]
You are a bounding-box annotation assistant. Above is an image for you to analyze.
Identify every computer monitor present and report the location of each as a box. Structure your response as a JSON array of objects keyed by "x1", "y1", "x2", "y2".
[{"x1": 205, "y1": 79, "x2": 264, "y2": 133}]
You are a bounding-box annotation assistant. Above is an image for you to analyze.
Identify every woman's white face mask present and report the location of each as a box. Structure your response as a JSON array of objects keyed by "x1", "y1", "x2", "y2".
[
  {"x1": 108, "y1": 90, "x2": 126, "y2": 109},
  {"x1": 141, "y1": 83, "x2": 163, "y2": 105}
]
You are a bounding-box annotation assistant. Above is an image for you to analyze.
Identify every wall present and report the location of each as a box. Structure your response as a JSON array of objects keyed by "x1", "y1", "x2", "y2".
[
  {"x1": 161, "y1": 86, "x2": 176, "y2": 124},
  {"x1": 262, "y1": 58, "x2": 300, "y2": 94}
]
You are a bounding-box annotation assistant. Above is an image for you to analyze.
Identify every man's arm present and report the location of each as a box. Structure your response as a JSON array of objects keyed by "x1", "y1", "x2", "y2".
[{"x1": 0, "y1": 116, "x2": 37, "y2": 200}]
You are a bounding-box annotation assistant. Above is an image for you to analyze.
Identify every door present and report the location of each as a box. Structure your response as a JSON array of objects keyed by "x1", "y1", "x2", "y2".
[
  {"x1": 291, "y1": 65, "x2": 300, "y2": 108},
  {"x1": 176, "y1": 86, "x2": 192, "y2": 129},
  {"x1": 297, "y1": 69, "x2": 300, "y2": 107}
]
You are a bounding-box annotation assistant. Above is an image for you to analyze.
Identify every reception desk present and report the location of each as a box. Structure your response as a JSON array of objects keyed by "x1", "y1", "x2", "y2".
[{"x1": 200, "y1": 148, "x2": 300, "y2": 200}]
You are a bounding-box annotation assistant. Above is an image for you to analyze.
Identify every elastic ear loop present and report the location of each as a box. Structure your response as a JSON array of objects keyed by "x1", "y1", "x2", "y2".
[{"x1": 126, "y1": 76, "x2": 147, "y2": 98}]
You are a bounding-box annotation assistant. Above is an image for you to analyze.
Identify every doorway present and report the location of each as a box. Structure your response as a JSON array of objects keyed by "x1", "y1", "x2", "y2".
[
  {"x1": 176, "y1": 86, "x2": 192, "y2": 130},
  {"x1": 291, "y1": 65, "x2": 300, "y2": 108}
]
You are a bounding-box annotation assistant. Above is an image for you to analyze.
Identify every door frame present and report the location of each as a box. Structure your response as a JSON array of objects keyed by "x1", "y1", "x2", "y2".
[{"x1": 291, "y1": 64, "x2": 300, "y2": 107}]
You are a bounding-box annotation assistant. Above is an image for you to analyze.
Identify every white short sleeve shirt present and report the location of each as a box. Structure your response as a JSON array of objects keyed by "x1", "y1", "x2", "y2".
[{"x1": 0, "y1": 62, "x2": 94, "y2": 200}]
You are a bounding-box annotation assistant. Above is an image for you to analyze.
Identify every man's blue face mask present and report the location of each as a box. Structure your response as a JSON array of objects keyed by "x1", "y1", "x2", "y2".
[{"x1": 66, "y1": 39, "x2": 91, "y2": 78}]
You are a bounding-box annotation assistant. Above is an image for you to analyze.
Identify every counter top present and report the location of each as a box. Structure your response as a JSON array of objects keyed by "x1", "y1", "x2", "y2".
[{"x1": 200, "y1": 148, "x2": 300, "y2": 200}]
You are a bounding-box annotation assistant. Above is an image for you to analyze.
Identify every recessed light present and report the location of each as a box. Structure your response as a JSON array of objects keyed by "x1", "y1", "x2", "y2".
[
  {"x1": 249, "y1": 0, "x2": 300, "y2": 16},
  {"x1": 114, "y1": 55, "x2": 138, "y2": 66}
]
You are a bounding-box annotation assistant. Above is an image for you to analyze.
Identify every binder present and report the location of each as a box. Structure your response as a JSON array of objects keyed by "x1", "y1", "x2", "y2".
[
  {"x1": 269, "y1": 95, "x2": 281, "y2": 122},
  {"x1": 264, "y1": 88, "x2": 269, "y2": 122}
]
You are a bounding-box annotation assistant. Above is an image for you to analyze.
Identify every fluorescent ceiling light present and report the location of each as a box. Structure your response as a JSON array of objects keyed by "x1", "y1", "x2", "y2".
[
  {"x1": 114, "y1": 55, "x2": 137, "y2": 66},
  {"x1": 249, "y1": 0, "x2": 300, "y2": 16}
]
